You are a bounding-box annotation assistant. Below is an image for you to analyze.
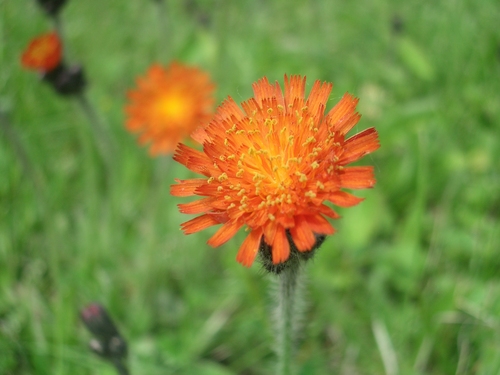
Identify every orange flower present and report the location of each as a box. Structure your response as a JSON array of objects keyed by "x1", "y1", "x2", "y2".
[
  {"x1": 125, "y1": 62, "x2": 216, "y2": 155},
  {"x1": 21, "y1": 32, "x2": 62, "y2": 72},
  {"x1": 171, "y1": 75, "x2": 380, "y2": 267}
]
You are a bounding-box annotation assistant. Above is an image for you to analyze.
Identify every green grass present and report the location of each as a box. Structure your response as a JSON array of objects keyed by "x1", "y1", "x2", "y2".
[{"x1": 1, "y1": 0, "x2": 500, "y2": 374}]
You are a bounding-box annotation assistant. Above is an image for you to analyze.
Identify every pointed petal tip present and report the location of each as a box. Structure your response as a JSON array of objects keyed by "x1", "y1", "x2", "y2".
[
  {"x1": 236, "y1": 255, "x2": 254, "y2": 268},
  {"x1": 236, "y1": 229, "x2": 262, "y2": 267}
]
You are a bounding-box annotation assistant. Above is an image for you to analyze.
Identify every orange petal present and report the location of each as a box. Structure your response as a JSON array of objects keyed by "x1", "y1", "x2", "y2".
[
  {"x1": 276, "y1": 214, "x2": 295, "y2": 229},
  {"x1": 173, "y1": 143, "x2": 212, "y2": 176},
  {"x1": 190, "y1": 126, "x2": 210, "y2": 144},
  {"x1": 326, "y1": 93, "x2": 360, "y2": 135},
  {"x1": 125, "y1": 117, "x2": 142, "y2": 131},
  {"x1": 303, "y1": 214, "x2": 335, "y2": 235},
  {"x1": 284, "y1": 75, "x2": 306, "y2": 107},
  {"x1": 272, "y1": 228, "x2": 290, "y2": 264},
  {"x1": 170, "y1": 178, "x2": 206, "y2": 197},
  {"x1": 339, "y1": 127, "x2": 380, "y2": 165},
  {"x1": 263, "y1": 220, "x2": 279, "y2": 246},
  {"x1": 181, "y1": 214, "x2": 220, "y2": 234},
  {"x1": 236, "y1": 228, "x2": 263, "y2": 267},
  {"x1": 329, "y1": 191, "x2": 364, "y2": 207},
  {"x1": 339, "y1": 166, "x2": 376, "y2": 189},
  {"x1": 305, "y1": 80, "x2": 332, "y2": 120},
  {"x1": 317, "y1": 204, "x2": 341, "y2": 219},
  {"x1": 211, "y1": 97, "x2": 245, "y2": 124},
  {"x1": 245, "y1": 209, "x2": 269, "y2": 228},
  {"x1": 253, "y1": 77, "x2": 284, "y2": 107},
  {"x1": 289, "y1": 216, "x2": 316, "y2": 252},
  {"x1": 178, "y1": 197, "x2": 214, "y2": 214},
  {"x1": 207, "y1": 220, "x2": 243, "y2": 247}
]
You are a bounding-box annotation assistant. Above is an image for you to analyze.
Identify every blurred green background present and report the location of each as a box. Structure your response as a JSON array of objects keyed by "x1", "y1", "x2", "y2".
[{"x1": 1, "y1": 0, "x2": 500, "y2": 374}]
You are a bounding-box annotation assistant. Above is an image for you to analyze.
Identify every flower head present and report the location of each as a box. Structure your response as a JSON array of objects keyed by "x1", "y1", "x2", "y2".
[
  {"x1": 80, "y1": 303, "x2": 128, "y2": 363},
  {"x1": 171, "y1": 75, "x2": 380, "y2": 267},
  {"x1": 21, "y1": 32, "x2": 62, "y2": 72},
  {"x1": 36, "y1": 0, "x2": 67, "y2": 16},
  {"x1": 125, "y1": 62, "x2": 216, "y2": 155}
]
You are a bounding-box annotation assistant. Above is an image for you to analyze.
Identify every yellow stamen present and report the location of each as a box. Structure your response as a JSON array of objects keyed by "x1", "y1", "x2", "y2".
[{"x1": 305, "y1": 191, "x2": 316, "y2": 198}]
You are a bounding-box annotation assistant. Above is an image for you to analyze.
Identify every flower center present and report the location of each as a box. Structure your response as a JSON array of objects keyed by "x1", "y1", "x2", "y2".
[{"x1": 155, "y1": 93, "x2": 192, "y2": 126}]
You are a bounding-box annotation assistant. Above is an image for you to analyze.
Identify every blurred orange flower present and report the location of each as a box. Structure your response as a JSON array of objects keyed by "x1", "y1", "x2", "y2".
[
  {"x1": 125, "y1": 62, "x2": 216, "y2": 155},
  {"x1": 21, "y1": 32, "x2": 62, "y2": 72},
  {"x1": 171, "y1": 75, "x2": 380, "y2": 267}
]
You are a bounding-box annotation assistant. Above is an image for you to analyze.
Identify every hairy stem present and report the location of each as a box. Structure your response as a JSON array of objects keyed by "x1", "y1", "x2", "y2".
[{"x1": 275, "y1": 259, "x2": 301, "y2": 375}]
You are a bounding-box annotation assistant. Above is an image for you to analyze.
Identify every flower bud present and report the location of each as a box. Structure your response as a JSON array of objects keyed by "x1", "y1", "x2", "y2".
[
  {"x1": 258, "y1": 231, "x2": 327, "y2": 274},
  {"x1": 80, "y1": 303, "x2": 127, "y2": 361},
  {"x1": 36, "y1": 0, "x2": 67, "y2": 16}
]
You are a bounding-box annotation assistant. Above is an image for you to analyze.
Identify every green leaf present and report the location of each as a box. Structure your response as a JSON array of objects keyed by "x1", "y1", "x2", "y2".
[{"x1": 397, "y1": 37, "x2": 435, "y2": 81}]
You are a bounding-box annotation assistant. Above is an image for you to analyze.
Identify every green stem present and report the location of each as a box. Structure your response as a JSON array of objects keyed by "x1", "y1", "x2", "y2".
[
  {"x1": 52, "y1": 14, "x2": 64, "y2": 42},
  {"x1": 0, "y1": 110, "x2": 46, "y2": 197},
  {"x1": 112, "y1": 359, "x2": 130, "y2": 375},
  {"x1": 153, "y1": 0, "x2": 170, "y2": 60},
  {"x1": 276, "y1": 260, "x2": 301, "y2": 375},
  {"x1": 75, "y1": 93, "x2": 116, "y2": 171}
]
